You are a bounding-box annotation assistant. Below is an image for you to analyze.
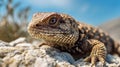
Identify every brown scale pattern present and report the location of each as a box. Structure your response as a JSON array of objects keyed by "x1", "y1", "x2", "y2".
[
  {"x1": 28, "y1": 12, "x2": 120, "y2": 66},
  {"x1": 55, "y1": 23, "x2": 114, "y2": 56}
]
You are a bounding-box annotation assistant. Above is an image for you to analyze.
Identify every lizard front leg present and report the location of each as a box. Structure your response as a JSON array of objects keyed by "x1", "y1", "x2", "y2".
[{"x1": 84, "y1": 39, "x2": 107, "y2": 66}]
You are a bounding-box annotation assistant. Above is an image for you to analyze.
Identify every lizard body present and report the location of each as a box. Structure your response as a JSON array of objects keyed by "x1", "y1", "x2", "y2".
[{"x1": 28, "y1": 12, "x2": 120, "y2": 66}]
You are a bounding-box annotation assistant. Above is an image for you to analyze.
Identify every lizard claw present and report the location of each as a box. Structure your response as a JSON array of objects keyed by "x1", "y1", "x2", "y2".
[{"x1": 84, "y1": 55, "x2": 105, "y2": 66}]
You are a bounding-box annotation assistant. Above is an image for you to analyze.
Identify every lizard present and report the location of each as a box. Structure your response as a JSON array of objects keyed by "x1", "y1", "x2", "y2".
[{"x1": 28, "y1": 12, "x2": 120, "y2": 66}]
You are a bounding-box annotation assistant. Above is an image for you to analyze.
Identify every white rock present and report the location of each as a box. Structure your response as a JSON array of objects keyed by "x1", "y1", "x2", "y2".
[
  {"x1": 9, "y1": 37, "x2": 26, "y2": 46},
  {"x1": 0, "y1": 39, "x2": 120, "y2": 67},
  {"x1": 0, "y1": 40, "x2": 10, "y2": 47},
  {"x1": 34, "y1": 58, "x2": 56, "y2": 67},
  {"x1": 16, "y1": 43, "x2": 32, "y2": 47}
]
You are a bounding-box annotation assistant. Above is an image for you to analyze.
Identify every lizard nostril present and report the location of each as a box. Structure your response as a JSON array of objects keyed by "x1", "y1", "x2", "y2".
[{"x1": 35, "y1": 24, "x2": 40, "y2": 27}]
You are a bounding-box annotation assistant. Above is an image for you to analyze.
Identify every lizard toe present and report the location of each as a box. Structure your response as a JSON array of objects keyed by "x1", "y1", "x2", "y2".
[{"x1": 84, "y1": 55, "x2": 105, "y2": 67}]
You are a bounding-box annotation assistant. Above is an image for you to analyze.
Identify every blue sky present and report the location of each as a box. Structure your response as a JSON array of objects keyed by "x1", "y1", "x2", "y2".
[{"x1": 2, "y1": 0, "x2": 120, "y2": 26}]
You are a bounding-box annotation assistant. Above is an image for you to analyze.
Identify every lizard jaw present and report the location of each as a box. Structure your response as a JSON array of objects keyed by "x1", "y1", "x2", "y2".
[{"x1": 28, "y1": 27, "x2": 78, "y2": 44}]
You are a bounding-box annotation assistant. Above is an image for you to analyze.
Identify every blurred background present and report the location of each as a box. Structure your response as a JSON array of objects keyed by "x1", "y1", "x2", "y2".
[{"x1": 0, "y1": 0, "x2": 120, "y2": 42}]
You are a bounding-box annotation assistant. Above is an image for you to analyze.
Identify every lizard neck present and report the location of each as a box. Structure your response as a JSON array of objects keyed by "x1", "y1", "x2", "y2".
[{"x1": 48, "y1": 32, "x2": 79, "y2": 50}]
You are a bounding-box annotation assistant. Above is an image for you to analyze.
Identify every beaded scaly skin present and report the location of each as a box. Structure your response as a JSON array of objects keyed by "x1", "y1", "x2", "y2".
[{"x1": 28, "y1": 12, "x2": 120, "y2": 66}]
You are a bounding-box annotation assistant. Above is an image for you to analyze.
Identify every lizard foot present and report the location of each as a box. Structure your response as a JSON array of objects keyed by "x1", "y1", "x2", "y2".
[
  {"x1": 84, "y1": 39, "x2": 107, "y2": 66},
  {"x1": 84, "y1": 54, "x2": 105, "y2": 66}
]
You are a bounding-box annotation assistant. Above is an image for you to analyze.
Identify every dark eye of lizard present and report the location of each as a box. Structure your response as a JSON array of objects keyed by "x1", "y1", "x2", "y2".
[{"x1": 49, "y1": 17, "x2": 58, "y2": 25}]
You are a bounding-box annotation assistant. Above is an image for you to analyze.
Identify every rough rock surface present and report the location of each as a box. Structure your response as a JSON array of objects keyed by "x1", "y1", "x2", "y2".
[{"x1": 0, "y1": 37, "x2": 120, "y2": 67}]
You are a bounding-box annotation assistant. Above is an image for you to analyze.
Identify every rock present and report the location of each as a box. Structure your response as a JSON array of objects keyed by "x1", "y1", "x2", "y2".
[
  {"x1": 0, "y1": 40, "x2": 10, "y2": 47},
  {"x1": 55, "y1": 52, "x2": 75, "y2": 64},
  {"x1": 73, "y1": 54, "x2": 120, "y2": 67},
  {"x1": 34, "y1": 58, "x2": 56, "y2": 67},
  {"x1": 56, "y1": 61, "x2": 75, "y2": 67},
  {"x1": 106, "y1": 62, "x2": 120, "y2": 67},
  {"x1": 74, "y1": 59, "x2": 91, "y2": 67},
  {"x1": 15, "y1": 43, "x2": 32, "y2": 47},
  {"x1": 0, "y1": 44, "x2": 75, "y2": 67},
  {"x1": 106, "y1": 54, "x2": 119, "y2": 64},
  {"x1": 9, "y1": 37, "x2": 27, "y2": 46},
  {"x1": 0, "y1": 38, "x2": 120, "y2": 67}
]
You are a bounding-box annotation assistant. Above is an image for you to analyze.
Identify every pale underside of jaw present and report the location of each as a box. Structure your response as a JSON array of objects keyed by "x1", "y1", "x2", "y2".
[{"x1": 29, "y1": 29, "x2": 68, "y2": 39}]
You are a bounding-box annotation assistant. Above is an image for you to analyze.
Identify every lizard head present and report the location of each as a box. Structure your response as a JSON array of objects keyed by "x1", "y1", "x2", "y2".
[{"x1": 28, "y1": 12, "x2": 79, "y2": 44}]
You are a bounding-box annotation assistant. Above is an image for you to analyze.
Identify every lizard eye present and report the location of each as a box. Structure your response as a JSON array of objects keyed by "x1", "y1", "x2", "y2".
[{"x1": 49, "y1": 17, "x2": 58, "y2": 25}]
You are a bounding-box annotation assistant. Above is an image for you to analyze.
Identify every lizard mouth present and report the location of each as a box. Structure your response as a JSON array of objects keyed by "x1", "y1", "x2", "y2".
[
  {"x1": 28, "y1": 25, "x2": 71, "y2": 35},
  {"x1": 28, "y1": 27, "x2": 71, "y2": 39},
  {"x1": 30, "y1": 28, "x2": 69, "y2": 35}
]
